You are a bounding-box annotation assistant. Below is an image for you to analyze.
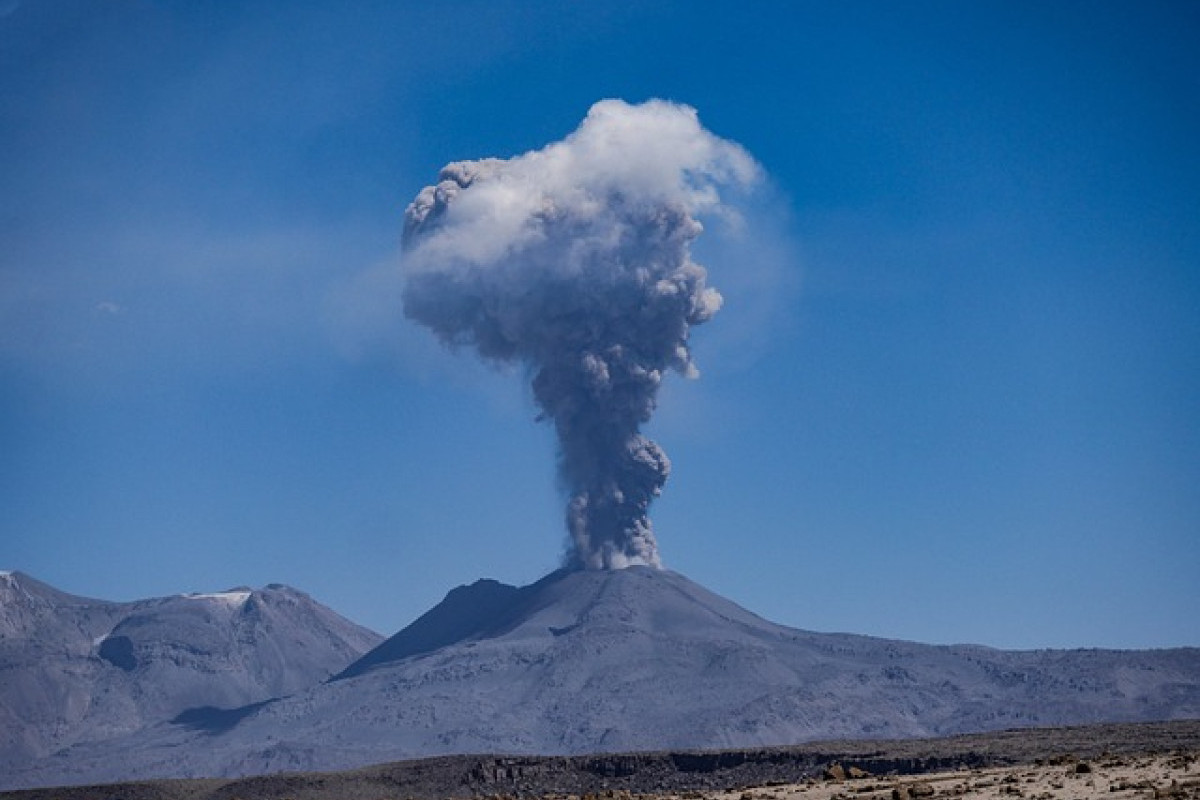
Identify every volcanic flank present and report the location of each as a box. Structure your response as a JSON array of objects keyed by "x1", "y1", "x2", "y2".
[{"x1": 9, "y1": 567, "x2": 1199, "y2": 788}]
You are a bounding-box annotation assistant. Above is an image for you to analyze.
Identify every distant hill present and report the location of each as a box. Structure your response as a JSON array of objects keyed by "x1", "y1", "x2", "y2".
[
  {"x1": 0, "y1": 570, "x2": 381, "y2": 783},
  {"x1": 7, "y1": 566, "x2": 1197, "y2": 789}
]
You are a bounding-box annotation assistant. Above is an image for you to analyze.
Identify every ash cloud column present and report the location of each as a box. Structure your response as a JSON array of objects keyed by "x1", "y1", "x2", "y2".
[{"x1": 401, "y1": 99, "x2": 759, "y2": 570}]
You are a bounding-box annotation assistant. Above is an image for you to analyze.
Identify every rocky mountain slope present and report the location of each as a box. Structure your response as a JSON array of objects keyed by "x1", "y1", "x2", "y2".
[
  {"x1": 0, "y1": 571, "x2": 381, "y2": 781},
  {"x1": 8, "y1": 566, "x2": 1198, "y2": 789}
]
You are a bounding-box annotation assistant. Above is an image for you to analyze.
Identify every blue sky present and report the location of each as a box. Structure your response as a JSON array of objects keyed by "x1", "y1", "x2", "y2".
[{"x1": 2, "y1": 0, "x2": 1197, "y2": 649}]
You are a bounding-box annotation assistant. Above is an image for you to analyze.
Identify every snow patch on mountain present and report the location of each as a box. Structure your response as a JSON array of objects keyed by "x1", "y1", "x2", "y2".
[{"x1": 182, "y1": 590, "x2": 253, "y2": 607}]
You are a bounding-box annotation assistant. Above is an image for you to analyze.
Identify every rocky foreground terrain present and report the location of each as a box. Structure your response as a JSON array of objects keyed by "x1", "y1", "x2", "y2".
[{"x1": 2, "y1": 720, "x2": 1197, "y2": 800}]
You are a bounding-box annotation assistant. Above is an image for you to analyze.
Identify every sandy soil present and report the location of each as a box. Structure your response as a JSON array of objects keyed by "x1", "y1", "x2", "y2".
[{"x1": 691, "y1": 750, "x2": 1200, "y2": 800}]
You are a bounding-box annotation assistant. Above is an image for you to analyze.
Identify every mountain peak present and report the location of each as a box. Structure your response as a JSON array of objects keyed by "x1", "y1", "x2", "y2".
[
  {"x1": 0, "y1": 570, "x2": 109, "y2": 606},
  {"x1": 0, "y1": 574, "x2": 383, "y2": 785},
  {"x1": 337, "y1": 567, "x2": 775, "y2": 681},
  {"x1": 335, "y1": 574, "x2": 537, "y2": 680}
]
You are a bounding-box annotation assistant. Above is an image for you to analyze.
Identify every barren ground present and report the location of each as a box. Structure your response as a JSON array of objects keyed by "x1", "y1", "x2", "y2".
[{"x1": 3, "y1": 720, "x2": 1198, "y2": 800}]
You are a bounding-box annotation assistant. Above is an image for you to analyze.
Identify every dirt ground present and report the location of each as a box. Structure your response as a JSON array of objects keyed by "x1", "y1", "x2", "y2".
[
  {"x1": 4, "y1": 720, "x2": 1199, "y2": 800},
  {"x1": 694, "y1": 750, "x2": 1200, "y2": 799}
]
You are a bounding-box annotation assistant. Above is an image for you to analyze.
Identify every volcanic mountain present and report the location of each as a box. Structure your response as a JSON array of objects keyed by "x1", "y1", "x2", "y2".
[
  {"x1": 9, "y1": 566, "x2": 1199, "y2": 789},
  {"x1": 0, "y1": 570, "x2": 381, "y2": 784}
]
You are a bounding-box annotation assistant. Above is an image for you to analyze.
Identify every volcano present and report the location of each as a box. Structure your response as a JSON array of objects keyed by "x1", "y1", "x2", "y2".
[{"x1": 10, "y1": 566, "x2": 1199, "y2": 789}]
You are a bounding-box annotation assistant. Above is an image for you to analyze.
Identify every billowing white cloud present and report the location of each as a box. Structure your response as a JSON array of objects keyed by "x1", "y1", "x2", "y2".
[{"x1": 400, "y1": 99, "x2": 761, "y2": 570}]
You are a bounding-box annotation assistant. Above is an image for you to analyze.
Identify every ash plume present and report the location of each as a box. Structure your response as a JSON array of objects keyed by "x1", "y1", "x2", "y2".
[{"x1": 401, "y1": 99, "x2": 759, "y2": 570}]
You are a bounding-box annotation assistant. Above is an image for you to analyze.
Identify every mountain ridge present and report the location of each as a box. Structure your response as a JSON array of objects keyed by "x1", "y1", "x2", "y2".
[
  {"x1": 0, "y1": 570, "x2": 382, "y2": 782},
  {"x1": 4, "y1": 567, "x2": 1198, "y2": 790},
  {"x1": 9, "y1": 566, "x2": 1197, "y2": 789}
]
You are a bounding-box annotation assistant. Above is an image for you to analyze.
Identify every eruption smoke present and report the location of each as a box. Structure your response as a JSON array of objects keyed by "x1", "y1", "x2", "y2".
[{"x1": 401, "y1": 99, "x2": 758, "y2": 570}]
